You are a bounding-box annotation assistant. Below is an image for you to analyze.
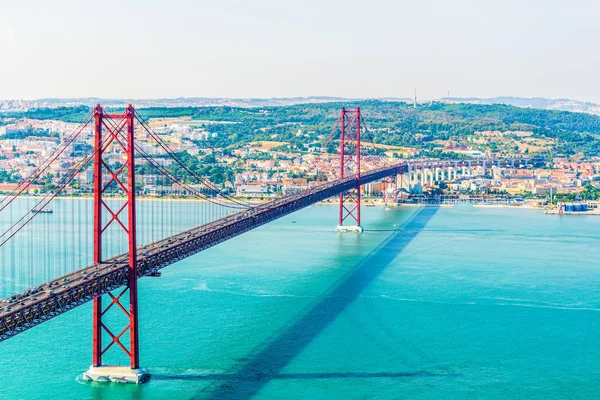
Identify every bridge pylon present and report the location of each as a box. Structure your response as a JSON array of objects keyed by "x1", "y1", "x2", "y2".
[
  {"x1": 82, "y1": 105, "x2": 150, "y2": 384},
  {"x1": 336, "y1": 107, "x2": 363, "y2": 233}
]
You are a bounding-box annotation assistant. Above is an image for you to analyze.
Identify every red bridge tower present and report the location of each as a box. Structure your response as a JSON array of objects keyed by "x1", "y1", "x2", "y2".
[
  {"x1": 336, "y1": 107, "x2": 363, "y2": 233},
  {"x1": 82, "y1": 105, "x2": 150, "y2": 384}
]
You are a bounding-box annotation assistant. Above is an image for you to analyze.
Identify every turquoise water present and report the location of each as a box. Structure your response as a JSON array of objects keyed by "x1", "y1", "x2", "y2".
[{"x1": 0, "y1": 203, "x2": 599, "y2": 399}]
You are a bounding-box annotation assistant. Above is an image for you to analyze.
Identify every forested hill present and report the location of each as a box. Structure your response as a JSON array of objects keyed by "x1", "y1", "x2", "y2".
[{"x1": 4, "y1": 100, "x2": 600, "y2": 156}]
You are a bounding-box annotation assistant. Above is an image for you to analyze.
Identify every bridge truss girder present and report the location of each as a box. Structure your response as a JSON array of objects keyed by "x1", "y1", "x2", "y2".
[{"x1": 0, "y1": 165, "x2": 405, "y2": 343}]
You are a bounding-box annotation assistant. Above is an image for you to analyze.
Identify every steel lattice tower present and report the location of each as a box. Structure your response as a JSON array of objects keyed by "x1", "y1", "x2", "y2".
[
  {"x1": 336, "y1": 107, "x2": 363, "y2": 232},
  {"x1": 83, "y1": 104, "x2": 150, "y2": 383}
]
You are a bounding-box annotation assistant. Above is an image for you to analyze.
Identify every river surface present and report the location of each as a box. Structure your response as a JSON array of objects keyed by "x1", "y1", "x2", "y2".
[{"x1": 0, "y1": 203, "x2": 599, "y2": 399}]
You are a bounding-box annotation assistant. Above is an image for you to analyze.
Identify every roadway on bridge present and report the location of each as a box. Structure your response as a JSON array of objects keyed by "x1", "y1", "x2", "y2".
[{"x1": 0, "y1": 164, "x2": 404, "y2": 341}]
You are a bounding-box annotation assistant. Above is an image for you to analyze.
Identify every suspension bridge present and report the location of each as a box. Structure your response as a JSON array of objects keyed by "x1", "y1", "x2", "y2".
[{"x1": 0, "y1": 105, "x2": 539, "y2": 383}]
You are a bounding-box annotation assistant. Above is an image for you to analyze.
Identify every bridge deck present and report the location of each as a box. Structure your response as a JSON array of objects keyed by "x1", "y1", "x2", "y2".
[{"x1": 0, "y1": 163, "x2": 405, "y2": 341}]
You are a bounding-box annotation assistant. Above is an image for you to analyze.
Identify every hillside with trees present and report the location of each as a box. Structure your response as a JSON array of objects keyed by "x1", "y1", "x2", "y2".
[{"x1": 4, "y1": 101, "x2": 600, "y2": 156}]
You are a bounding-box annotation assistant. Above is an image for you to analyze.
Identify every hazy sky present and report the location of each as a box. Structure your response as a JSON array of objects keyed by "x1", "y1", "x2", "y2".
[{"x1": 1, "y1": 0, "x2": 599, "y2": 101}]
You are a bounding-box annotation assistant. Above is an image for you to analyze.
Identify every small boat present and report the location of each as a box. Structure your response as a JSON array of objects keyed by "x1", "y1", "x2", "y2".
[{"x1": 32, "y1": 208, "x2": 53, "y2": 214}]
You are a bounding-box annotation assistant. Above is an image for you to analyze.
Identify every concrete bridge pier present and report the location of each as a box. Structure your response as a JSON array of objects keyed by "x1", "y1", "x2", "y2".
[
  {"x1": 84, "y1": 366, "x2": 150, "y2": 384},
  {"x1": 400, "y1": 172, "x2": 411, "y2": 195},
  {"x1": 427, "y1": 168, "x2": 434, "y2": 186},
  {"x1": 407, "y1": 164, "x2": 413, "y2": 194}
]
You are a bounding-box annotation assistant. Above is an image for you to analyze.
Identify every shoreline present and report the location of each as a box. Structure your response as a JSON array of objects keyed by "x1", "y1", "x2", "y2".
[
  {"x1": 0, "y1": 194, "x2": 559, "y2": 213},
  {"x1": 544, "y1": 210, "x2": 600, "y2": 216},
  {"x1": 472, "y1": 203, "x2": 545, "y2": 210}
]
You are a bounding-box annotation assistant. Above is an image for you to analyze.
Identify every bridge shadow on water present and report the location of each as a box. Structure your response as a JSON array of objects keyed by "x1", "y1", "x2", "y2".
[
  {"x1": 160, "y1": 370, "x2": 457, "y2": 381},
  {"x1": 186, "y1": 206, "x2": 440, "y2": 399}
]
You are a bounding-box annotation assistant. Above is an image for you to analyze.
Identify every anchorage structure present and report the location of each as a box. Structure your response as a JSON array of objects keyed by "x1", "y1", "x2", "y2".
[
  {"x1": 336, "y1": 107, "x2": 363, "y2": 232},
  {"x1": 83, "y1": 105, "x2": 150, "y2": 384}
]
